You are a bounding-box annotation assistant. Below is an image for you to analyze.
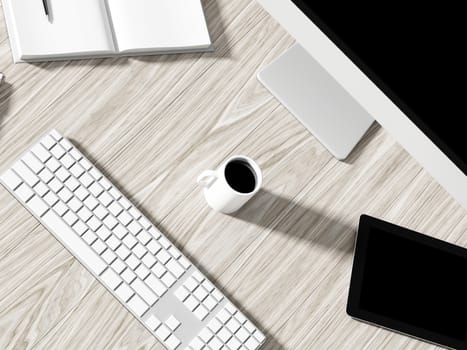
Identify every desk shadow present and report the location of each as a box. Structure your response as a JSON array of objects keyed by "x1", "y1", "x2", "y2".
[
  {"x1": 31, "y1": 56, "x2": 129, "y2": 71},
  {"x1": 234, "y1": 189, "x2": 356, "y2": 254},
  {"x1": 0, "y1": 80, "x2": 13, "y2": 137},
  {"x1": 70, "y1": 139, "x2": 284, "y2": 348}
]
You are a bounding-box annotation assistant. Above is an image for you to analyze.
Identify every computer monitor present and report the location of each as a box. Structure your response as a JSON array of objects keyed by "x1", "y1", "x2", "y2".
[{"x1": 256, "y1": 0, "x2": 467, "y2": 210}]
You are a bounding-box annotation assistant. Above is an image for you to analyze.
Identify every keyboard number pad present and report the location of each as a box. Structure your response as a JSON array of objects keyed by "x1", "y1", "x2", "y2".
[
  {"x1": 175, "y1": 271, "x2": 223, "y2": 321},
  {"x1": 189, "y1": 303, "x2": 265, "y2": 350}
]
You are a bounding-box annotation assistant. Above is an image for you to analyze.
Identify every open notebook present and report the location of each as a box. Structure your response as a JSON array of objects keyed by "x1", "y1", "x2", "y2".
[{"x1": 2, "y1": 0, "x2": 212, "y2": 63}]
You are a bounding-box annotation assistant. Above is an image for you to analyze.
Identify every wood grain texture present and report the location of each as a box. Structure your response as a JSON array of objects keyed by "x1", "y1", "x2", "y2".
[{"x1": 0, "y1": 0, "x2": 465, "y2": 349}]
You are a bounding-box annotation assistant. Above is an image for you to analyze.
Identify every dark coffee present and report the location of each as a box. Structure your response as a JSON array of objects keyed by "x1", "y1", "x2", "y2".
[{"x1": 225, "y1": 160, "x2": 257, "y2": 193}]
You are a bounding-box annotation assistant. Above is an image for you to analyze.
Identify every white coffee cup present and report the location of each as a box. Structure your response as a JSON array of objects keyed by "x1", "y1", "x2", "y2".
[{"x1": 197, "y1": 155, "x2": 262, "y2": 214}]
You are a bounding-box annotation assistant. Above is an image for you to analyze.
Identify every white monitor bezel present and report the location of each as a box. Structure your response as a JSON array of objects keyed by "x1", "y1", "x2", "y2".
[{"x1": 257, "y1": 0, "x2": 467, "y2": 209}]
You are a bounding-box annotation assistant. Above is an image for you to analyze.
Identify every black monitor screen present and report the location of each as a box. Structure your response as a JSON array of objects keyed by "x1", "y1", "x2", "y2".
[
  {"x1": 291, "y1": 1, "x2": 466, "y2": 175},
  {"x1": 348, "y1": 216, "x2": 467, "y2": 348}
]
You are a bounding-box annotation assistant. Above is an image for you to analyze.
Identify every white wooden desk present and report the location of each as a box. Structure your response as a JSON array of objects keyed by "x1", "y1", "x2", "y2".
[{"x1": 0, "y1": 1, "x2": 465, "y2": 349}]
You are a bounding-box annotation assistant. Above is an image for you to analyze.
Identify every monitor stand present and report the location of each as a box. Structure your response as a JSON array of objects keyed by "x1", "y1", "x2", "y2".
[{"x1": 258, "y1": 43, "x2": 374, "y2": 160}]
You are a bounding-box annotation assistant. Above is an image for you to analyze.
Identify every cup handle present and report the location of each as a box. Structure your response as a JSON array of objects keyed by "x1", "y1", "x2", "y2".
[{"x1": 197, "y1": 170, "x2": 217, "y2": 188}]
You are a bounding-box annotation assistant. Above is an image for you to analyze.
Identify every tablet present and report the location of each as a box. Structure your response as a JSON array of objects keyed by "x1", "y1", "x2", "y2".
[{"x1": 347, "y1": 215, "x2": 467, "y2": 349}]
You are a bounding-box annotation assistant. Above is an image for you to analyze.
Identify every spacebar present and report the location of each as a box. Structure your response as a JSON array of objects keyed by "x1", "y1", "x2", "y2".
[{"x1": 42, "y1": 211, "x2": 107, "y2": 275}]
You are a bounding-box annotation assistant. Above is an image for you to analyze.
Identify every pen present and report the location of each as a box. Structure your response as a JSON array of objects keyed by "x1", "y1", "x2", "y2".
[{"x1": 42, "y1": 0, "x2": 50, "y2": 20}]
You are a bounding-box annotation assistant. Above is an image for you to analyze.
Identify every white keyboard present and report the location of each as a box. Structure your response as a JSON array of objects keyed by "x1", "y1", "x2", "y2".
[{"x1": 0, "y1": 130, "x2": 265, "y2": 350}]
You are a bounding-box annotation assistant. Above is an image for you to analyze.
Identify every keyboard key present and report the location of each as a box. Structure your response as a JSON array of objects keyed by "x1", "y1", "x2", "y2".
[
  {"x1": 87, "y1": 216, "x2": 102, "y2": 231},
  {"x1": 106, "y1": 235, "x2": 120, "y2": 250},
  {"x1": 127, "y1": 294, "x2": 148, "y2": 317},
  {"x1": 166, "y1": 259, "x2": 184, "y2": 278},
  {"x1": 28, "y1": 195, "x2": 48, "y2": 217},
  {"x1": 68, "y1": 197, "x2": 83, "y2": 212},
  {"x1": 168, "y1": 246, "x2": 181, "y2": 259},
  {"x1": 58, "y1": 187, "x2": 73, "y2": 203},
  {"x1": 161, "y1": 272, "x2": 176, "y2": 288},
  {"x1": 204, "y1": 295, "x2": 218, "y2": 311},
  {"x1": 73, "y1": 220, "x2": 88, "y2": 236},
  {"x1": 253, "y1": 330, "x2": 265, "y2": 343},
  {"x1": 121, "y1": 269, "x2": 136, "y2": 284},
  {"x1": 155, "y1": 324, "x2": 171, "y2": 341},
  {"x1": 103, "y1": 215, "x2": 118, "y2": 230},
  {"x1": 166, "y1": 315, "x2": 180, "y2": 331},
  {"x1": 70, "y1": 148, "x2": 83, "y2": 161},
  {"x1": 194, "y1": 304, "x2": 209, "y2": 320},
  {"x1": 55, "y1": 167, "x2": 70, "y2": 182},
  {"x1": 125, "y1": 254, "x2": 140, "y2": 269},
  {"x1": 43, "y1": 191, "x2": 59, "y2": 207},
  {"x1": 50, "y1": 144, "x2": 65, "y2": 159},
  {"x1": 89, "y1": 182, "x2": 104, "y2": 197},
  {"x1": 194, "y1": 286, "x2": 208, "y2": 302},
  {"x1": 45, "y1": 158, "x2": 61, "y2": 173},
  {"x1": 123, "y1": 234, "x2": 138, "y2": 249},
  {"x1": 13, "y1": 161, "x2": 39, "y2": 187},
  {"x1": 145, "y1": 314, "x2": 161, "y2": 331},
  {"x1": 91, "y1": 239, "x2": 106, "y2": 254},
  {"x1": 31, "y1": 144, "x2": 51, "y2": 162},
  {"x1": 217, "y1": 328, "x2": 231, "y2": 343},
  {"x1": 49, "y1": 129, "x2": 62, "y2": 141},
  {"x1": 60, "y1": 153, "x2": 75, "y2": 169},
  {"x1": 41, "y1": 210, "x2": 106, "y2": 275},
  {"x1": 156, "y1": 250, "x2": 171, "y2": 264},
  {"x1": 165, "y1": 334, "x2": 181, "y2": 350},
  {"x1": 208, "y1": 336, "x2": 223, "y2": 350},
  {"x1": 174, "y1": 286, "x2": 190, "y2": 302},
  {"x1": 115, "y1": 283, "x2": 134, "y2": 302},
  {"x1": 236, "y1": 327, "x2": 250, "y2": 342},
  {"x1": 111, "y1": 258, "x2": 126, "y2": 274},
  {"x1": 145, "y1": 275, "x2": 167, "y2": 297},
  {"x1": 80, "y1": 173, "x2": 94, "y2": 187},
  {"x1": 1, "y1": 169, "x2": 22, "y2": 190},
  {"x1": 137, "y1": 230, "x2": 152, "y2": 245},
  {"x1": 96, "y1": 225, "x2": 112, "y2": 241},
  {"x1": 99, "y1": 177, "x2": 112, "y2": 190},
  {"x1": 227, "y1": 336, "x2": 241, "y2": 350},
  {"x1": 133, "y1": 243, "x2": 146, "y2": 258},
  {"x1": 178, "y1": 256, "x2": 191, "y2": 269},
  {"x1": 22, "y1": 152, "x2": 44, "y2": 174},
  {"x1": 189, "y1": 338, "x2": 204, "y2": 350},
  {"x1": 226, "y1": 318, "x2": 241, "y2": 334},
  {"x1": 142, "y1": 254, "x2": 156, "y2": 268},
  {"x1": 70, "y1": 163, "x2": 84, "y2": 178},
  {"x1": 65, "y1": 177, "x2": 79, "y2": 191},
  {"x1": 49, "y1": 178, "x2": 64, "y2": 193},
  {"x1": 118, "y1": 211, "x2": 132, "y2": 226},
  {"x1": 94, "y1": 204, "x2": 108, "y2": 220},
  {"x1": 159, "y1": 236, "x2": 171, "y2": 249},
  {"x1": 151, "y1": 262, "x2": 166, "y2": 278},
  {"x1": 138, "y1": 216, "x2": 151, "y2": 230},
  {"x1": 84, "y1": 196, "x2": 99, "y2": 210},
  {"x1": 135, "y1": 264, "x2": 150, "y2": 280},
  {"x1": 102, "y1": 249, "x2": 117, "y2": 264},
  {"x1": 245, "y1": 337, "x2": 260, "y2": 350},
  {"x1": 147, "y1": 240, "x2": 162, "y2": 254},
  {"x1": 199, "y1": 328, "x2": 213, "y2": 342},
  {"x1": 129, "y1": 207, "x2": 141, "y2": 219},
  {"x1": 116, "y1": 245, "x2": 131, "y2": 260},
  {"x1": 74, "y1": 186, "x2": 89, "y2": 201},
  {"x1": 54, "y1": 201, "x2": 69, "y2": 217},
  {"x1": 82, "y1": 231, "x2": 97, "y2": 245},
  {"x1": 184, "y1": 295, "x2": 199, "y2": 311},
  {"x1": 98, "y1": 191, "x2": 113, "y2": 207},
  {"x1": 128, "y1": 221, "x2": 142, "y2": 235},
  {"x1": 108, "y1": 202, "x2": 123, "y2": 216},
  {"x1": 184, "y1": 277, "x2": 198, "y2": 292},
  {"x1": 208, "y1": 318, "x2": 223, "y2": 333},
  {"x1": 59, "y1": 138, "x2": 73, "y2": 151},
  {"x1": 131, "y1": 279, "x2": 157, "y2": 305},
  {"x1": 113, "y1": 224, "x2": 127, "y2": 239},
  {"x1": 41, "y1": 135, "x2": 56, "y2": 149},
  {"x1": 79, "y1": 157, "x2": 92, "y2": 170},
  {"x1": 89, "y1": 167, "x2": 102, "y2": 180}
]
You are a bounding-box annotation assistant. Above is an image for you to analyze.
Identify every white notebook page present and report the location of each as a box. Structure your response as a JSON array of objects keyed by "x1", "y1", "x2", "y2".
[
  {"x1": 107, "y1": 0, "x2": 211, "y2": 53},
  {"x1": 7, "y1": 0, "x2": 115, "y2": 59}
]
